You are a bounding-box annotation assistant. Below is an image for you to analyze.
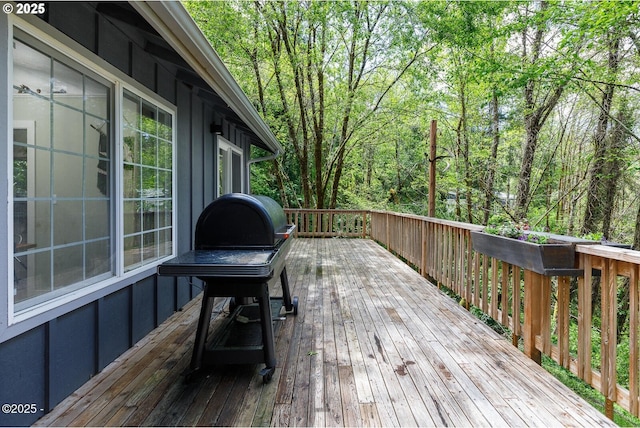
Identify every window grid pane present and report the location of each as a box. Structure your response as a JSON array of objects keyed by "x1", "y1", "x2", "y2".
[
  {"x1": 12, "y1": 37, "x2": 113, "y2": 311},
  {"x1": 123, "y1": 90, "x2": 173, "y2": 272}
]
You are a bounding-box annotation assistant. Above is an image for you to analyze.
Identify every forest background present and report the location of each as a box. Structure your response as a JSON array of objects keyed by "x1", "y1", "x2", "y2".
[{"x1": 185, "y1": 0, "x2": 640, "y2": 248}]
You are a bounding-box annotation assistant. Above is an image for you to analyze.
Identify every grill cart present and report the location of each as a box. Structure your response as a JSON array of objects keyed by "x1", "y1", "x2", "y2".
[{"x1": 158, "y1": 194, "x2": 298, "y2": 383}]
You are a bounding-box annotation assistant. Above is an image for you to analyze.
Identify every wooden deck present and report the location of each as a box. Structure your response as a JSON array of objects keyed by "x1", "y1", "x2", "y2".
[{"x1": 35, "y1": 239, "x2": 616, "y2": 427}]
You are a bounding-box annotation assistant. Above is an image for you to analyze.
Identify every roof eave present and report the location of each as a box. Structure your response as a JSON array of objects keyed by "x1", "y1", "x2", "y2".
[{"x1": 129, "y1": 1, "x2": 282, "y2": 154}]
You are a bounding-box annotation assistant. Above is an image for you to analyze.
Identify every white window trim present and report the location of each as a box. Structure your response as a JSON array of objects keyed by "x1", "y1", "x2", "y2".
[
  {"x1": 217, "y1": 136, "x2": 243, "y2": 197},
  {"x1": 3, "y1": 16, "x2": 177, "y2": 335}
]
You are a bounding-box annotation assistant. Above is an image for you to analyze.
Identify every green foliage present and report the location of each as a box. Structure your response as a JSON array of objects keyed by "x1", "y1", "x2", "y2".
[
  {"x1": 485, "y1": 215, "x2": 550, "y2": 243},
  {"x1": 542, "y1": 355, "x2": 640, "y2": 427},
  {"x1": 185, "y1": 0, "x2": 640, "y2": 241},
  {"x1": 186, "y1": 0, "x2": 434, "y2": 209},
  {"x1": 581, "y1": 232, "x2": 604, "y2": 242}
]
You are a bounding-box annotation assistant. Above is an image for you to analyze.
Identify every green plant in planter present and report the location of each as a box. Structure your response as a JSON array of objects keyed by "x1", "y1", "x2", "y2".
[
  {"x1": 581, "y1": 231, "x2": 603, "y2": 241},
  {"x1": 485, "y1": 215, "x2": 549, "y2": 244}
]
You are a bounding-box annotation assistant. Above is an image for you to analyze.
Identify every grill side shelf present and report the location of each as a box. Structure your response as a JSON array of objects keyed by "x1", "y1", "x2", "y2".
[{"x1": 157, "y1": 249, "x2": 277, "y2": 278}]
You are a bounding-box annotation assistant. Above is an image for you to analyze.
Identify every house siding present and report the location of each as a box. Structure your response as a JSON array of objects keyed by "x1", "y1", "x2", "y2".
[
  {"x1": 97, "y1": 287, "x2": 132, "y2": 371},
  {"x1": 0, "y1": 3, "x2": 253, "y2": 426},
  {"x1": 48, "y1": 304, "x2": 98, "y2": 408},
  {"x1": 0, "y1": 327, "x2": 46, "y2": 427}
]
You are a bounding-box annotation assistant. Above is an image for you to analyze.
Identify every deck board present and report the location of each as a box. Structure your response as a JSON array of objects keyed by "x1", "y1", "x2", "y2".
[{"x1": 34, "y1": 239, "x2": 616, "y2": 427}]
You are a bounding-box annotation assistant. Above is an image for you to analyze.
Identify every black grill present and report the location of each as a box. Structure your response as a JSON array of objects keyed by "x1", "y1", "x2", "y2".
[
  {"x1": 195, "y1": 193, "x2": 290, "y2": 250},
  {"x1": 158, "y1": 193, "x2": 298, "y2": 383}
]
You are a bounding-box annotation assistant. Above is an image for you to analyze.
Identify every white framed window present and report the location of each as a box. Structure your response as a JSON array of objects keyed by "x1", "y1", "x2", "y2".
[
  {"x1": 9, "y1": 25, "x2": 176, "y2": 317},
  {"x1": 218, "y1": 137, "x2": 243, "y2": 196}
]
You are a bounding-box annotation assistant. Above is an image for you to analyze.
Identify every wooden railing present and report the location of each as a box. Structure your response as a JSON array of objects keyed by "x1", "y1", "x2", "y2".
[
  {"x1": 286, "y1": 208, "x2": 640, "y2": 420},
  {"x1": 573, "y1": 245, "x2": 640, "y2": 417},
  {"x1": 285, "y1": 209, "x2": 368, "y2": 238}
]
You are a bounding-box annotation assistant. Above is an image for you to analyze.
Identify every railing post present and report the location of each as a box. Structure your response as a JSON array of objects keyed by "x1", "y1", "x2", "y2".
[
  {"x1": 524, "y1": 269, "x2": 546, "y2": 365},
  {"x1": 385, "y1": 212, "x2": 390, "y2": 250},
  {"x1": 421, "y1": 219, "x2": 426, "y2": 276}
]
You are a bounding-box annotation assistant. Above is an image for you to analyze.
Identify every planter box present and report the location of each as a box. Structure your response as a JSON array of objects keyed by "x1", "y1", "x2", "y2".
[{"x1": 470, "y1": 231, "x2": 590, "y2": 276}]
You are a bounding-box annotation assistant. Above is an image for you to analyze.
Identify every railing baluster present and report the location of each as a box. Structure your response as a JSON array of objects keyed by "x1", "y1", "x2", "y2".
[
  {"x1": 578, "y1": 254, "x2": 593, "y2": 383},
  {"x1": 512, "y1": 266, "x2": 521, "y2": 346},
  {"x1": 501, "y1": 263, "x2": 510, "y2": 327},
  {"x1": 557, "y1": 276, "x2": 570, "y2": 369},
  {"x1": 524, "y1": 270, "x2": 545, "y2": 365},
  {"x1": 630, "y1": 264, "x2": 639, "y2": 415},
  {"x1": 602, "y1": 258, "x2": 618, "y2": 419}
]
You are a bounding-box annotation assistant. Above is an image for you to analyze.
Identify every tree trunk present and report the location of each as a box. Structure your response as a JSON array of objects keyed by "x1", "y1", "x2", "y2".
[
  {"x1": 280, "y1": 22, "x2": 314, "y2": 206},
  {"x1": 634, "y1": 202, "x2": 640, "y2": 251},
  {"x1": 395, "y1": 139, "x2": 402, "y2": 196},
  {"x1": 515, "y1": 119, "x2": 540, "y2": 220},
  {"x1": 272, "y1": 158, "x2": 289, "y2": 208},
  {"x1": 514, "y1": 1, "x2": 567, "y2": 220},
  {"x1": 329, "y1": 144, "x2": 347, "y2": 209},
  {"x1": 365, "y1": 144, "x2": 374, "y2": 191},
  {"x1": 484, "y1": 88, "x2": 500, "y2": 224},
  {"x1": 515, "y1": 90, "x2": 566, "y2": 221},
  {"x1": 601, "y1": 106, "x2": 628, "y2": 240},
  {"x1": 266, "y1": 15, "x2": 313, "y2": 207},
  {"x1": 582, "y1": 33, "x2": 620, "y2": 235},
  {"x1": 586, "y1": 32, "x2": 620, "y2": 311},
  {"x1": 460, "y1": 82, "x2": 473, "y2": 224},
  {"x1": 582, "y1": 90, "x2": 615, "y2": 233},
  {"x1": 308, "y1": 19, "x2": 327, "y2": 209},
  {"x1": 328, "y1": 3, "x2": 365, "y2": 209}
]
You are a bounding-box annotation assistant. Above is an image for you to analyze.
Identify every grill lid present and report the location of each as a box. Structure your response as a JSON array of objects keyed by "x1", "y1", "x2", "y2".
[{"x1": 195, "y1": 193, "x2": 288, "y2": 249}]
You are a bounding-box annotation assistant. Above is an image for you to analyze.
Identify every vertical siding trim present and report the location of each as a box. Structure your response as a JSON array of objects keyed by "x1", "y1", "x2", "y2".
[
  {"x1": 94, "y1": 299, "x2": 101, "y2": 374},
  {"x1": 128, "y1": 284, "x2": 135, "y2": 348},
  {"x1": 154, "y1": 276, "x2": 159, "y2": 328},
  {"x1": 44, "y1": 322, "x2": 52, "y2": 412}
]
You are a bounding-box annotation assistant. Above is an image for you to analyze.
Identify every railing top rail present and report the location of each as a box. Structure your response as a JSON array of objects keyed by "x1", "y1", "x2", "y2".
[
  {"x1": 284, "y1": 209, "x2": 368, "y2": 214},
  {"x1": 576, "y1": 243, "x2": 640, "y2": 263},
  {"x1": 369, "y1": 209, "x2": 484, "y2": 231}
]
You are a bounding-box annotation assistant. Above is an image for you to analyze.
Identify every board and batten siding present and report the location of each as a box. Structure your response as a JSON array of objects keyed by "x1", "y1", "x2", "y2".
[{"x1": 0, "y1": 4, "x2": 251, "y2": 426}]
